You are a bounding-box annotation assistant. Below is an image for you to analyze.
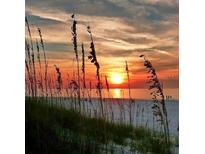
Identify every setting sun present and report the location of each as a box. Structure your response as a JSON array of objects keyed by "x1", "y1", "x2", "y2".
[{"x1": 111, "y1": 74, "x2": 123, "y2": 84}]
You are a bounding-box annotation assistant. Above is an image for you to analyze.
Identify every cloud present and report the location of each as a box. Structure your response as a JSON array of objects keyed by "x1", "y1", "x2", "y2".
[{"x1": 25, "y1": 0, "x2": 178, "y2": 88}]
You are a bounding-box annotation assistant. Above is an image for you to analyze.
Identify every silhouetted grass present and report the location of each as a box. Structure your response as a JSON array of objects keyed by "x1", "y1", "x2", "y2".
[
  {"x1": 25, "y1": 16, "x2": 177, "y2": 153},
  {"x1": 26, "y1": 97, "x2": 174, "y2": 154},
  {"x1": 140, "y1": 55, "x2": 170, "y2": 149}
]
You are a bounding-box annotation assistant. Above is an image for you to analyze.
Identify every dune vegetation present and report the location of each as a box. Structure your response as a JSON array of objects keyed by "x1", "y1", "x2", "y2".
[{"x1": 25, "y1": 15, "x2": 178, "y2": 153}]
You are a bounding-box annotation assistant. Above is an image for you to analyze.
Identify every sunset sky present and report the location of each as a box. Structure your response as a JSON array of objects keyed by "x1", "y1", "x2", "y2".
[{"x1": 25, "y1": 0, "x2": 178, "y2": 89}]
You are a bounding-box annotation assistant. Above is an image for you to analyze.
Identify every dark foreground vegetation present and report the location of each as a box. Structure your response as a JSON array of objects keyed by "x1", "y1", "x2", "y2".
[
  {"x1": 26, "y1": 97, "x2": 176, "y2": 154},
  {"x1": 25, "y1": 14, "x2": 179, "y2": 153}
]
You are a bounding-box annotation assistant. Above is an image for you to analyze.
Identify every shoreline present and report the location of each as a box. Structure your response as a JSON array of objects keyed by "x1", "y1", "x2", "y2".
[{"x1": 26, "y1": 96, "x2": 179, "y2": 102}]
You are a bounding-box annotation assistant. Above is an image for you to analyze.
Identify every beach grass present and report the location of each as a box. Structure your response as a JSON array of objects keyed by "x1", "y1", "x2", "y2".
[
  {"x1": 26, "y1": 97, "x2": 174, "y2": 154},
  {"x1": 25, "y1": 16, "x2": 178, "y2": 154}
]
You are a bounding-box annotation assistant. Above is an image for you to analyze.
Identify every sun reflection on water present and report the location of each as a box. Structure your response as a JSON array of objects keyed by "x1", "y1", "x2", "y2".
[{"x1": 112, "y1": 88, "x2": 123, "y2": 98}]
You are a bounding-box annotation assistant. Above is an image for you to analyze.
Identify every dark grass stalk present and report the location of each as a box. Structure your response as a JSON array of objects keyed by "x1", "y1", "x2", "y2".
[
  {"x1": 67, "y1": 73, "x2": 75, "y2": 109},
  {"x1": 51, "y1": 73, "x2": 57, "y2": 98},
  {"x1": 88, "y1": 81, "x2": 92, "y2": 103},
  {"x1": 25, "y1": 39, "x2": 32, "y2": 75},
  {"x1": 25, "y1": 78, "x2": 30, "y2": 96},
  {"x1": 121, "y1": 90, "x2": 126, "y2": 123},
  {"x1": 117, "y1": 100, "x2": 123, "y2": 124},
  {"x1": 87, "y1": 26, "x2": 107, "y2": 149},
  {"x1": 25, "y1": 59, "x2": 32, "y2": 96},
  {"x1": 81, "y1": 43, "x2": 86, "y2": 89},
  {"x1": 120, "y1": 99, "x2": 126, "y2": 123},
  {"x1": 87, "y1": 81, "x2": 95, "y2": 117},
  {"x1": 37, "y1": 27, "x2": 48, "y2": 97},
  {"x1": 87, "y1": 25, "x2": 104, "y2": 117},
  {"x1": 26, "y1": 17, "x2": 37, "y2": 97},
  {"x1": 81, "y1": 43, "x2": 86, "y2": 113},
  {"x1": 125, "y1": 60, "x2": 133, "y2": 125},
  {"x1": 70, "y1": 15, "x2": 83, "y2": 145},
  {"x1": 135, "y1": 104, "x2": 140, "y2": 126},
  {"x1": 71, "y1": 14, "x2": 81, "y2": 112},
  {"x1": 104, "y1": 75, "x2": 109, "y2": 120},
  {"x1": 70, "y1": 80, "x2": 79, "y2": 110},
  {"x1": 54, "y1": 65, "x2": 63, "y2": 95},
  {"x1": 105, "y1": 75, "x2": 114, "y2": 122},
  {"x1": 36, "y1": 39, "x2": 44, "y2": 95},
  {"x1": 141, "y1": 107, "x2": 144, "y2": 126},
  {"x1": 140, "y1": 55, "x2": 170, "y2": 152},
  {"x1": 25, "y1": 40, "x2": 34, "y2": 97},
  {"x1": 31, "y1": 46, "x2": 37, "y2": 97},
  {"x1": 25, "y1": 17, "x2": 34, "y2": 53},
  {"x1": 66, "y1": 73, "x2": 70, "y2": 98},
  {"x1": 48, "y1": 75, "x2": 53, "y2": 98}
]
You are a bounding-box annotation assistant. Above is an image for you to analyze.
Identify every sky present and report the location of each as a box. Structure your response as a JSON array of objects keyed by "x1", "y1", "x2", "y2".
[{"x1": 25, "y1": 0, "x2": 179, "y2": 89}]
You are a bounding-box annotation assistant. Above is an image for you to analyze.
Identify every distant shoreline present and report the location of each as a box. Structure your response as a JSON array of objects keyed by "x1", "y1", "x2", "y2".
[{"x1": 25, "y1": 96, "x2": 179, "y2": 102}]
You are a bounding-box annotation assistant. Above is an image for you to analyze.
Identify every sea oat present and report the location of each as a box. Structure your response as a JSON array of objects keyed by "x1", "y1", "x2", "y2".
[
  {"x1": 26, "y1": 17, "x2": 37, "y2": 96},
  {"x1": 71, "y1": 14, "x2": 81, "y2": 110},
  {"x1": 125, "y1": 60, "x2": 133, "y2": 124},
  {"x1": 140, "y1": 54, "x2": 170, "y2": 146},
  {"x1": 37, "y1": 27, "x2": 48, "y2": 97},
  {"x1": 54, "y1": 65, "x2": 62, "y2": 94},
  {"x1": 87, "y1": 25, "x2": 104, "y2": 117}
]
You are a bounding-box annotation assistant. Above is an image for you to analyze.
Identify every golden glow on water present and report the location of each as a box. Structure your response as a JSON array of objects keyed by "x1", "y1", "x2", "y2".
[
  {"x1": 53, "y1": 88, "x2": 179, "y2": 100},
  {"x1": 107, "y1": 88, "x2": 179, "y2": 100},
  {"x1": 112, "y1": 88, "x2": 121, "y2": 98}
]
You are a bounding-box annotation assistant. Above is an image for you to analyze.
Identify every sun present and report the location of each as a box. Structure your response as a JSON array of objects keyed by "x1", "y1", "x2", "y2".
[{"x1": 111, "y1": 73, "x2": 123, "y2": 84}]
